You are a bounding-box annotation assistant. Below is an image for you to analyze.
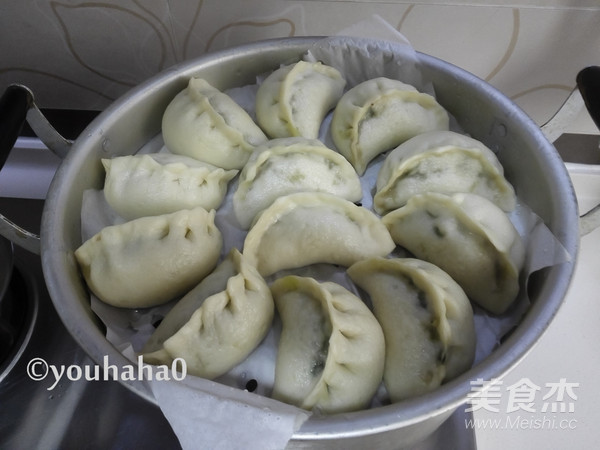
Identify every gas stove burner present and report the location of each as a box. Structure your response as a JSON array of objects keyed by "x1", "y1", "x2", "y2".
[{"x1": 0, "y1": 264, "x2": 37, "y2": 380}]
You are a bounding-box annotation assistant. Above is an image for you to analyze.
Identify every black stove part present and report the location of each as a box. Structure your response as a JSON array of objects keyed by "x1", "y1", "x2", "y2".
[
  {"x1": 553, "y1": 133, "x2": 600, "y2": 164},
  {"x1": 0, "y1": 266, "x2": 33, "y2": 372},
  {"x1": 0, "y1": 237, "x2": 13, "y2": 304}
]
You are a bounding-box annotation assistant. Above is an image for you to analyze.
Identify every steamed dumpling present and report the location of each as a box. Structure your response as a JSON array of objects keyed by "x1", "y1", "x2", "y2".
[
  {"x1": 348, "y1": 257, "x2": 475, "y2": 402},
  {"x1": 243, "y1": 192, "x2": 395, "y2": 276},
  {"x1": 271, "y1": 276, "x2": 385, "y2": 413},
  {"x1": 374, "y1": 131, "x2": 516, "y2": 215},
  {"x1": 330, "y1": 77, "x2": 449, "y2": 175},
  {"x1": 255, "y1": 61, "x2": 346, "y2": 139},
  {"x1": 74, "y1": 207, "x2": 222, "y2": 308},
  {"x1": 142, "y1": 249, "x2": 273, "y2": 379},
  {"x1": 383, "y1": 193, "x2": 525, "y2": 314},
  {"x1": 162, "y1": 77, "x2": 268, "y2": 169},
  {"x1": 232, "y1": 137, "x2": 362, "y2": 229},
  {"x1": 103, "y1": 153, "x2": 238, "y2": 220}
]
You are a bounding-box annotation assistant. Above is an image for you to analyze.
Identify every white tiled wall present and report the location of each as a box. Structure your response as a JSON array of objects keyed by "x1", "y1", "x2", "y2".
[{"x1": 1, "y1": 1, "x2": 599, "y2": 132}]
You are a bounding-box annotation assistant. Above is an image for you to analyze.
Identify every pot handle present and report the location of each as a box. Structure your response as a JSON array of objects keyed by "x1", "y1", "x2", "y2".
[
  {"x1": 577, "y1": 66, "x2": 600, "y2": 131},
  {"x1": 0, "y1": 85, "x2": 33, "y2": 167},
  {"x1": 581, "y1": 204, "x2": 600, "y2": 236},
  {"x1": 575, "y1": 67, "x2": 600, "y2": 236},
  {"x1": 541, "y1": 66, "x2": 600, "y2": 237},
  {"x1": 0, "y1": 85, "x2": 45, "y2": 254}
]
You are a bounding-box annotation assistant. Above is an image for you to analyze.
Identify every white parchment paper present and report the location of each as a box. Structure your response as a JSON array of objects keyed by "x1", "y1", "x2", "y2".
[
  {"x1": 151, "y1": 375, "x2": 310, "y2": 450},
  {"x1": 80, "y1": 16, "x2": 572, "y2": 450}
]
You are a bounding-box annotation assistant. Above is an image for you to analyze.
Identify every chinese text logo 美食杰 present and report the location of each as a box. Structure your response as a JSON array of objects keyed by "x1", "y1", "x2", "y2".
[{"x1": 464, "y1": 377, "x2": 579, "y2": 431}]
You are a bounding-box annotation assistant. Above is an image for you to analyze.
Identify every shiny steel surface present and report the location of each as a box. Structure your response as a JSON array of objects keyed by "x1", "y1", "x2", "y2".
[{"x1": 12, "y1": 37, "x2": 580, "y2": 447}]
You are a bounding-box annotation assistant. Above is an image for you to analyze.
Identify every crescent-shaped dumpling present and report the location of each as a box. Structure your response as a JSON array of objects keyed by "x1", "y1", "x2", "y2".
[
  {"x1": 255, "y1": 61, "x2": 346, "y2": 139},
  {"x1": 74, "y1": 207, "x2": 223, "y2": 308},
  {"x1": 382, "y1": 193, "x2": 525, "y2": 314},
  {"x1": 142, "y1": 248, "x2": 274, "y2": 379},
  {"x1": 162, "y1": 77, "x2": 268, "y2": 169},
  {"x1": 103, "y1": 153, "x2": 238, "y2": 220},
  {"x1": 348, "y1": 257, "x2": 476, "y2": 402},
  {"x1": 374, "y1": 131, "x2": 516, "y2": 215},
  {"x1": 232, "y1": 137, "x2": 362, "y2": 229},
  {"x1": 330, "y1": 77, "x2": 449, "y2": 175},
  {"x1": 243, "y1": 192, "x2": 395, "y2": 276},
  {"x1": 271, "y1": 276, "x2": 385, "y2": 413}
]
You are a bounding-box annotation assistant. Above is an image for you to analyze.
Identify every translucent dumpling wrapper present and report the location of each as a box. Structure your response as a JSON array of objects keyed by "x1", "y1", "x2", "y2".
[
  {"x1": 330, "y1": 77, "x2": 449, "y2": 175},
  {"x1": 348, "y1": 257, "x2": 476, "y2": 402},
  {"x1": 382, "y1": 193, "x2": 525, "y2": 314},
  {"x1": 243, "y1": 192, "x2": 395, "y2": 276},
  {"x1": 374, "y1": 130, "x2": 517, "y2": 215},
  {"x1": 255, "y1": 61, "x2": 346, "y2": 139},
  {"x1": 271, "y1": 275, "x2": 385, "y2": 413},
  {"x1": 232, "y1": 137, "x2": 362, "y2": 229},
  {"x1": 141, "y1": 249, "x2": 274, "y2": 379},
  {"x1": 162, "y1": 77, "x2": 268, "y2": 169},
  {"x1": 74, "y1": 207, "x2": 222, "y2": 308},
  {"x1": 103, "y1": 153, "x2": 238, "y2": 220}
]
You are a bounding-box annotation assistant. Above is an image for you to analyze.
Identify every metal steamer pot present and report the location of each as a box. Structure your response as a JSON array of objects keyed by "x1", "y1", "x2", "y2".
[{"x1": 0, "y1": 37, "x2": 581, "y2": 448}]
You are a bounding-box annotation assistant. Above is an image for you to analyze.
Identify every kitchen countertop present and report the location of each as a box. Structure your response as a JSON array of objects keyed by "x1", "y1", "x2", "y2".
[{"x1": 474, "y1": 164, "x2": 600, "y2": 449}]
